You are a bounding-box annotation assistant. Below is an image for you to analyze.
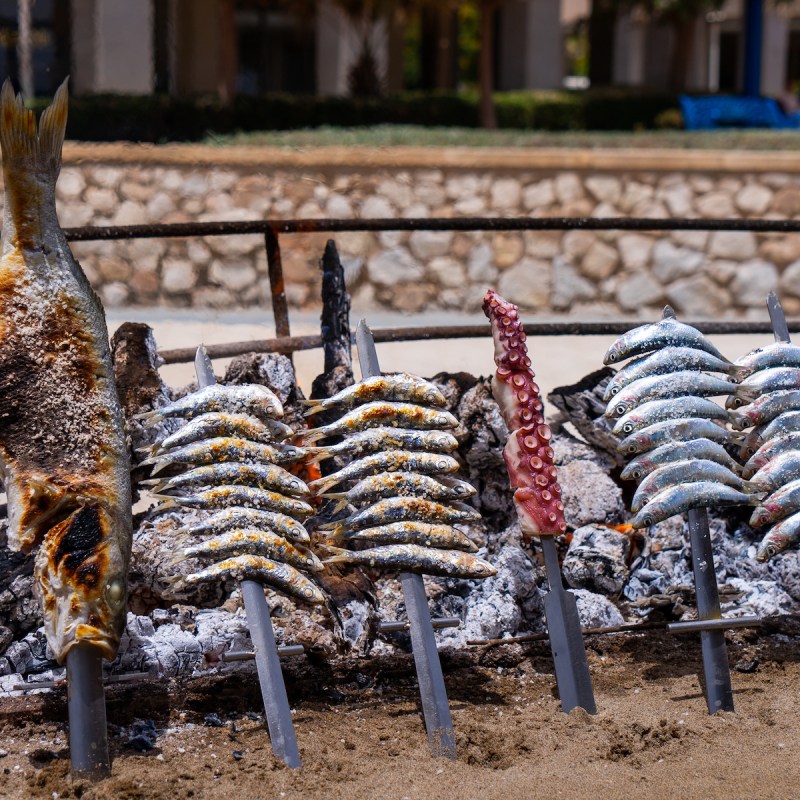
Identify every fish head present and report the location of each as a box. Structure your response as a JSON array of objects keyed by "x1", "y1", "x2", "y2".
[
  {"x1": 602, "y1": 378, "x2": 624, "y2": 403},
  {"x1": 618, "y1": 432, "x2": 649, "y2": 456},
  {"x1": 423, "y1": 387, "x2": 446, "y2": 407},
  {"x1": 603, "y1": 341, "x2": 625, "y2": 366},
  {"x1": 631, "y1": 507, "x2": 657, "y2": 530},
  {"x1": 34, "y1": 504, "x2": 130, "y2": 664},
  {"x1": 613, "y1": 413, "x2": 644, "y2": 437},
  {"x1": 756, "y1": 533, "x2": 788, "y2": 562},
  {"x1": 605, "y1": 396, "x2": 633, "y2": 419}
]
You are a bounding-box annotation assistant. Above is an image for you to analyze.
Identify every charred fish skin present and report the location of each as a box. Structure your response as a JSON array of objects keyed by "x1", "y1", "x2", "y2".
[
  {"x1": 322, "y1": 521, "x2": 478, "y2": 552},
  {"x1": 0, "y1": 81, "x2": 132, "y2": 663},
  {"x1": 735, "y1": 342, "x2": 800, "y2": 374},
  {"x1": 749, "y1": 478, "x2": 800, "y2": 528},
  {"x1": 616, "y1": 417, "x2": 729, "y2": 456},
  {"x1": 145, "y1": 461, "x2": 309, "y2": 497},
  {"x1": 620, "y1": 438, "x2": 741, "y2": 482},
  {"x1": 631, "y1": 481, "x2": 760, "y2": 529},
  {"x1": 179, "y1": 555, "x2": 325, "y2": 604},
  {"x1": 137, "y1": 384, "x2": 284, "y2": 425},
  {"x1": 631, "y1": 459, "x2": 754, "y2": 514},
  {"x1": 756, "y1": 511, "x2": 800, "y2": 561},
  {"x1": 174, "y1": 507, "x2": 310, "y2": 544},
  {"x1": 604, "y1": 347, "x2": 746, "y2": 401},
  {"x1": 142, "y1": 436, "x2": 307, "y2": 473},
  {"x1": 179, "y1": 528, "x2": 323, "y2": 572},
  {"x1": 729, "y1": 390, "x2": 800, "y2": 430},
  {"x1": 153, "y1": 485, "x2": 315, "y2": 517},
  {"x1": 605, "y1": 371, "x2": 744, "y2": 418},
  {"x1": 302, "y1": 401, "x2": 459, "y2": 444},
  {"x1": 324, "y1": 472, "x2": 476, "y2": 512},
  {"x1": 303, "y1": 373, "x2": 446, "y2": 415},
  {"x1": 309, "y1": 450, "x2": 460, "y2": 494},
  {"x1": 323, "y1": 543, "x2": 496, "y2": 579},
  {"x1": 150, "y1": 412, "x2": 292, "y2": 453},
  {"x1": 320, "y1": 496, "x2": 481, "y2": 534},
  {"x1": 603, "y1": 318, "x2": 730, "y2": 366},
  {"x1": 612, "y1": 396, "x2": 727, "y2": 437},
  {"x1": 307, "y1": 427, "x2": 458, "y2": 463}
]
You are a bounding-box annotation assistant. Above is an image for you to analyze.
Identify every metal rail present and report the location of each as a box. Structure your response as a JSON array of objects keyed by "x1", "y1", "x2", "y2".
[{"x1": 61, "y1": 216, "x2": 800, "y2": 241}]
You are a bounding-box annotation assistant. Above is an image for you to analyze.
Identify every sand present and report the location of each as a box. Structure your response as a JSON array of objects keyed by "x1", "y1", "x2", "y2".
[{"x1": 2, "y1": 624, "x2": 799, "y2": 800}]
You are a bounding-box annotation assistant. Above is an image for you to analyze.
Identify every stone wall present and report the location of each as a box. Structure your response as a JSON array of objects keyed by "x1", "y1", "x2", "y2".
[{"x1": 18, "y1": 144, "x2": 800, "y2": 316}]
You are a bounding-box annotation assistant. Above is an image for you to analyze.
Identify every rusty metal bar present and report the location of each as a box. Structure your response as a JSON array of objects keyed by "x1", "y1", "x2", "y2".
[
  {"x1": 158, "y1": 319, "x2": 800, "y2": 366},
  {"x1": 265, "y1": 230, "x2": 291, "y2": 340},
  {"x1": 60, "y1": 216, "x2": 800, "y2": 242}
]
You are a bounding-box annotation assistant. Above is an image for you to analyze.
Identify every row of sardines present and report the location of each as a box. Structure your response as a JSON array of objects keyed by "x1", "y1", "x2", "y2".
[
  {"x1": 135, "y1": 374, "x2": 495, "y2": 608},
  {"x1": 602, "y1": 308, "x2": 800, "y2": 561}
]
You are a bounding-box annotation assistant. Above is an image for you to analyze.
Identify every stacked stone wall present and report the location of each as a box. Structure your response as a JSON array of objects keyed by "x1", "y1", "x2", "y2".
[{"x1": 16, "y1": 145, "x2": 800, "y2": 317}]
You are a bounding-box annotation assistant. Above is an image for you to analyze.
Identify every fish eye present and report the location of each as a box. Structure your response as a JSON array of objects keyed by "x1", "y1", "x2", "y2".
[
  {"x1": 642, "y1": 515, "x2": 653, "y2": 526},
  {"x1": 615, "y1": 403, "x2": 627, "y2": 416},
  {"x1": 610, "y1": 386, "x2": 619, "y2": 396},
  {"x1": 623, "y1": 423, "x2": 634, "y2": 434},
  {"x1": 632, "y1": 468, "x2": 643, "y2": 480},
  {"x1": 608, "y1": 352, "x2": 618, "y2": 363},
  {"x1": 627, "y1": 444, "x2": 638, "y2": 454},
  {"x1": 105, "y1": 579, "x2": 125, "y2": 607}
]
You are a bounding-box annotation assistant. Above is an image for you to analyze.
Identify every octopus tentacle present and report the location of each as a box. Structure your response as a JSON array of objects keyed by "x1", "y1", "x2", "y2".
[{"x1": 483, "y1": 289, "x2": 566, "y2": 540}]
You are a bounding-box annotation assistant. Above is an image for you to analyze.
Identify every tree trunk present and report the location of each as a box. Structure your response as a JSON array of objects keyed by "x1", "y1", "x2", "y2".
[
  {"x1": 668, "y1": 17, "x2": 696, "y2": 92},
  {"x1": 479, "y1": 0, "x2": 498, "y2": 129},
  {"x1": 588, "y1": 0, "x2": 616, "y2": 87}
]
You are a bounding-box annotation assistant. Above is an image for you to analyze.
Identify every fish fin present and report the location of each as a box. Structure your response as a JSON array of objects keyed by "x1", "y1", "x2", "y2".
[
  {"x1": 302, "y1": 405, "x2": 326, "y2": 418},
  {"x1": 137, "y1": 455, "x2": 158, "y2": 468},
  {"x1": 727, "y1": 431, "x2": 745, "y2": 444},
  {"x1": 0, "y1": 78, "x2": 68, "y2": 185},
  {"x1": 138, "y1": 478, "x2": 161, "y2": 488}
]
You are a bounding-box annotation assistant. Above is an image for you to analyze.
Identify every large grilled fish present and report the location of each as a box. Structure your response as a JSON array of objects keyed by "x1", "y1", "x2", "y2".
[{"x1": 0, "y1": 81, "x2": 132, "y2": 663}]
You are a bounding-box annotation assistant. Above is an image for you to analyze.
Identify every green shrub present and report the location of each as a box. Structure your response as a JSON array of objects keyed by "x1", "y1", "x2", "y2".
[{"x1": 36, "y1": 88, "x2": 679, "y2": 142}]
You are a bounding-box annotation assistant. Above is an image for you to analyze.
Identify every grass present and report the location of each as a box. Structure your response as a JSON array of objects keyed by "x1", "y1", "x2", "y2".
[{"x1": 205, "y1": 125, "x2": 800, "y2": 150}]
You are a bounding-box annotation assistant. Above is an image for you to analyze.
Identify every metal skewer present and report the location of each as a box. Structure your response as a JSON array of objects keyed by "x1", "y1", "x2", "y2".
[
  {"x1": 356, "y1": 320, "x2": 457, "y2": 759},
  {"x1": 66, "y1": 642, "x2": 111, "y2": 778},
  {"x1": 539, "y1": 535, "x2": 597, "y2": 714},
  {"x1": 194, "y1": 345, "x2": 301, "y2": 768}
]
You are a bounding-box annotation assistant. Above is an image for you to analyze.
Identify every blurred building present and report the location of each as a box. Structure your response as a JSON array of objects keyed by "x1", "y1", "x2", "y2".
[{"x1": 1, "y1": 0, "x2": 800, "y2": 97}]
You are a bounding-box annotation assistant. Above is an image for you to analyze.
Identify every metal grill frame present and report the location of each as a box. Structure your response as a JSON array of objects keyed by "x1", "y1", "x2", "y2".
[{"x1": 62, "y1": 215, "x2": 800, "y2": 362}]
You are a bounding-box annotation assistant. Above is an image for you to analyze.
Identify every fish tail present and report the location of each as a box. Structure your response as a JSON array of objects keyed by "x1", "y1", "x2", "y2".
[
  {"x1": 729, "y1": 364, "x2": 753, "y2": 381},
  {"x1": 150, "y1": 494, "x2": 182, "y2": 512},
  {"x1": 302, "y1": 404, "x2": 326, "y2": 418},
  {"x1": 734, "y1": 385, "x2": 760, "y2": 403},
  {"x1": 300, "y1": 426, "x2": 331, "y2": 444},
  {"x1": 305, "y1": 445, "x2": 334, "y2": 464},
  {"x1": 0, "y1": 77, "x2": 67, "y2": 188},
  {"x1": 132, "y1": 409, "x2": 162, "y2": 427},
  {"x1": 320, "y1": 545, "x2": 356, "y2": 564},
  {"x1": 322, "y1": 494, "x2": 349, "y2": 514},
  {"x1": 138, "y1": 478, "x2": 161, "y2": 488},
  {"x1": 309, "y1": 475, "x2": 339, "y2": 495}
]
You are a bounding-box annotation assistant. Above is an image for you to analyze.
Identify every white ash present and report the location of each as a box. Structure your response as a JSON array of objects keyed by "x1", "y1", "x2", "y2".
[
  {"x1": 573, "y1": 589, "x2": 625, "y2": 628},
  {"x1": 563, "y1": 525, "x2": 631, "y2": 596},
  {"x1": 558, "y1": 460, "x2": 627, "y2": 529},
  {"x1": 434, "y1": 545, "x2": 547, "y2": 647}
]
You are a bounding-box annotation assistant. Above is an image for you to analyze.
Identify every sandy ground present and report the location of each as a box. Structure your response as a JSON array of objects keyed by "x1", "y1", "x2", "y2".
[
  {"x1": 1, "y1": 625, "x2": 799, "y2": 800},
  {"x1": 106, "y1": 308, "x2": 772, "y2": 399}
]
